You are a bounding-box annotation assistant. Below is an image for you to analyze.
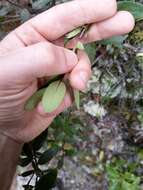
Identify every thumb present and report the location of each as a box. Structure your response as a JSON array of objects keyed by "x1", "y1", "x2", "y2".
[
  {"x1": 0, "y1": 41, "x2": 77, "y2": 82},
  {"x1": 16, "y1": 92, "x2": 72, "y2": 142}
]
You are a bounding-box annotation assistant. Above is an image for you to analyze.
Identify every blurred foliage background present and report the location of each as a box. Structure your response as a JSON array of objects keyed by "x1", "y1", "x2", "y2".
[{"x1": 0, "y1": 0, "x2": 143, "y2": 190}]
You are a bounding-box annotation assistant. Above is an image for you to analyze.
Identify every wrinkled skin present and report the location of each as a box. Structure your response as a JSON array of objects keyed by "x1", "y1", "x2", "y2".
[{"x1": 0, "y1": 0, "x2": 135, "y2": 143}]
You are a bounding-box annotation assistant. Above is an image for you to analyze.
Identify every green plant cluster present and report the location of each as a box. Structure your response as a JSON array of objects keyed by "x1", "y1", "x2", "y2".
[
  {"x1": 1, "y1": 0, "x2": 143, "y2": 189},
  {"x1": 20, "y1": 0, "x2": 143, "y2": 189},
  {"x1": 106, "y1": 159, "x2": 141, "y2": 190},
  {"x1": 19, "y1": 113, "x2": 85, "y2": 189}
]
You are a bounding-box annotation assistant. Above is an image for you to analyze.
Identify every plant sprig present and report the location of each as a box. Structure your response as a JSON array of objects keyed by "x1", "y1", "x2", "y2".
[
  {"x1": 25, "y1": 25, "x2": 89, "y2": 112},
  {"x1": 25, "y1": 0, "x2": 143, "y2": 113}
]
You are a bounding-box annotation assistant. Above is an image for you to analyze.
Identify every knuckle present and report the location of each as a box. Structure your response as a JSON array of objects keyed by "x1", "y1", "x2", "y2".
[
  {"x1": 39, "y1": 42, "x2": 56, "y2": 66},
  {"x1": 75, "y1": 1, "x2": 89, "y2": 23}
]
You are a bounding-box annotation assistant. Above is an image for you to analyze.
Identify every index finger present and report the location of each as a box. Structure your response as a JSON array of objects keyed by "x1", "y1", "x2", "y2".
[
  {"x1": 29, "y1": 0, "x2": 117, "y2": 41},
  {"x1": 1, "y1": 0, "x2": 117, "y2": 49}
]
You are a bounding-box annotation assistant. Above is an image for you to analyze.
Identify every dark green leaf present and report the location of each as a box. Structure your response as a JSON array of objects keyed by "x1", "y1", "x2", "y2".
[
  {"x1": 25, "y1": 88, "x2": 46, "y2": 111},
  {"x1": 65, "y1": 149, "x2": 77, "y2": 156},
  {"x1": 42, "y1": 81, "x2": 66, "y2": 113},
  {"x1": 23, "y1": 185, "x2": 33, "y2": 190},
  {"x1": 106, "y1": 165, "x2": 119, "y2": 179},
  {"x1": 85, "y1": 43, "x2": 96, "y2": 62},
  {"x1": 32, "y1": 161, "x2": 38, "y2": 171},
  {"x1": 55, "y1": 132, "x2": 65, "y2": 141},
  {"x1": 38, "y1": 147, "x2": 59, "y2": 165},
  {"x1": 118, "y1": 1, "x2": 143, "y2": 21},
  {"x1": 22, "y1": 144, "x2": 32, "y2": 158},
  {"x1": 0, "y1": 16, "x2": 5, "y2": 22},
  {"x1": 100, "y1": 35, "x2": 128, "y2": 47},
  {"x1": 19, "y1": 157, "x2": 32, "y2": 167},
  {"x1": 21, "y1": 170, "x2": 34, "y2": 177},
  {"x1": 35, "y1": 169, "x2": 57, "y2": 190}
]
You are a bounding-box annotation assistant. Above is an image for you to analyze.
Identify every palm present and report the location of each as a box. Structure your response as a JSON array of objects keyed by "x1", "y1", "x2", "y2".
[{"x1": 0, "y1": 0, "x2": 134, "y2": 143}]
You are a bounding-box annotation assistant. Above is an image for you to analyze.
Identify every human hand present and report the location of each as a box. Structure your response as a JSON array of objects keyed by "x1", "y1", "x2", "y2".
[{"x1": 0, "y1": 0, "x2": 135, "y2": 143}]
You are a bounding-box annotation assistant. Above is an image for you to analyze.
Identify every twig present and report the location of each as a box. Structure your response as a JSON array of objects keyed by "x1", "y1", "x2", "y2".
[
  {"x1": 0, "y1": 18, "x2": 20, "y2": 25},
  {"x1": 51, "y1": 0, "x2": 56, "y2": 6},
  {"x1": 6, "y1": 0, "x2": 23, "y2": 9},
  {"x1": 6, "y1": 0, "x2": 34, "y2": 14},
  {"x1": 27, "y1": 173, "x2": 34, "y2": 186},
  {"x1": 3, "y1": 15, "x2": 19, "y2": 18},
  {"x1": 92, "y1": 54, "x2": 105, "y2": 69},
  {"x1": 123, "y1": 43, "x2": 138, "y2": 52}
]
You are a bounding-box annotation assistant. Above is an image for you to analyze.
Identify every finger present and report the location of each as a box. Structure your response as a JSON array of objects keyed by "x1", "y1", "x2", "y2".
[
  {"x1": 69, "y1": 51, "x2": 92, "y2": 91},
  {"x1": 66, "y1": 11, "x2": 135, "y2": 47},
  {"x1": 0, "y1": 41, "x2": 77, "y2": 81},
  {"x1": 0, "y1": 0, "x2": 117, "y2": 50},
  {"x1": 18, "y1": 52, "x2": 91, "y2": 142},
  {"x1": 30, "y1": 0, "x2": 117, "y2": 41},
  {"x1": 19, "y1": 92, "x2": 72, "y2": 142},
  {"x1": 82, "y1": 11, "x2": 135, "y2": 43}
]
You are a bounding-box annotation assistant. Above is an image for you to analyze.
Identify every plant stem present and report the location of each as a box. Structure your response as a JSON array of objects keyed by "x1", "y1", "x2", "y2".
[{"x1": 6, "y1": 0, "x2": 23, "y2": 9}]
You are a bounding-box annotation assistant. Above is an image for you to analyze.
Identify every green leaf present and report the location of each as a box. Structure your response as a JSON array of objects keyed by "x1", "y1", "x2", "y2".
[
  {"x1": 74, "y1": 89, "x2": 80, "y2": 109},
  {"x1": 85, "y1": 43, "x2": 96, "y2": 62},
  {"x1": 100, "y1": 35, "x2": 128, "y2": 47},
  {"x1": 73, "y1": 41, "x2": 85, "y2": 53},
  {"x1": 42, "y1": 81, "x2": 66, "y2": 113},
  {"x1": 75, "y1": 41, "x2": 84, "y2": 50},
  {"x1": 109, "y1": 180, "x2": 121, "y2": 190},
  {"x1": 65, "y1": 149, "x2": 77, "y2": 156},
  {"x1": 106, "y1": 165, "x2": 119, "y2": 179},
  {"x1": 35, "y1": 169, "x2": 57, "y2": 190},
  {"x1": 138, "y1": 149, "x2": 143, "y2": 160},
  {"x1": 121, "y1": 180, "x2": 136, "y2": 190},
  {"x1": 23, "y1": 185, "x2": 33, "y2": 190},
  {"x1": 65, "y1": 27, "x2": 83, "y2": 39},
  {"x1": 19, "y1": 157, "x2": 32, "y2": 167},
  {"x1": 21, "y1": 170, "x2": 34, "y2": 177},
  {"x1": 22, "y1": 144, "x2": 32, "y2": 158},
  {"x1": 38, "y1": 147, "x2": 59, "y2": 165},
  {"x1": 25, "y1": 88, "x2": 46, "y2": 111},
  {"x1": 118, "y1": 1, "x2": 143, "y2": 21}
]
